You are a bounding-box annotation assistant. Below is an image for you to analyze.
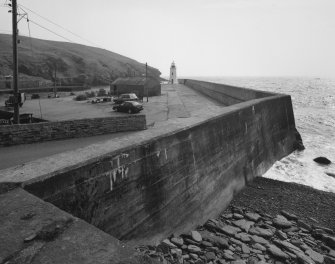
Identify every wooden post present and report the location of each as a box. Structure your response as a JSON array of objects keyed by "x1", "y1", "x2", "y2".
[
  {"x1": 12, "y1": 0, "x2": 19, "y2": 124},
  {"x1": 146, "y1": 63, "x2": 148, "y2": 102}
]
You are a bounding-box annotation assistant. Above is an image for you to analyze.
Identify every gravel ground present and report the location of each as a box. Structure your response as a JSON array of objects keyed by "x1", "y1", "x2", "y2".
[{"x1": 229, "y1": 177, "x2": 335, "y2": 231}]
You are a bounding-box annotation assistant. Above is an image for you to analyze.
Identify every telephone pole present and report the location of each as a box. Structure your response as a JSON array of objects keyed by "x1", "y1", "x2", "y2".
[
  {"x1": 12, "y1": 0, "x2": 19, "y2": 124},
  {"x1": 53, "y1": 64, "x2": 57, "y2": 97},
  {"x1": 145, "y1": 62, "x2": 148, "y2": 102}
]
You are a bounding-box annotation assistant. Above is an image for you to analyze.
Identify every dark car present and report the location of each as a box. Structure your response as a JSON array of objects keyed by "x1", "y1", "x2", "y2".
[
  {"x1": 113, "y1": 101, "x2": 143, "y2": 114},
  {"x1": 5, "y1": 94, "x2": 25, "y2": 107},
  {"x1": 113, "y1": 93, "x2": 139, "y2": 104}
]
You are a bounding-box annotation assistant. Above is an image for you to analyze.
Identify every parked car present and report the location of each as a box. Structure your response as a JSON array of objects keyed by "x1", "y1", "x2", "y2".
[
  {"x1": 91, "y1": 97, "x2": 112, "y2": 104},
  {"x1": 113, "y1": 93, "x2": 139, "y2": 104},
  {"x1": 91, "y1": 97, "x2": 102, "y2": 104},
  {"x1": 5, "y1": 93, "x2": 25, "y2": 107},
  {"x1": 112, "y1": 101, "x2": 143, "y2": 114}
]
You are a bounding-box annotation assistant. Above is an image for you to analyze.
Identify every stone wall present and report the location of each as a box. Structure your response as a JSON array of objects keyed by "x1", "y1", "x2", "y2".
[
  {"x1": 0, "y1": 85, "x2": 89, "y2": 95},
  {"x1": 0, "y1": 115, "x2": 146, "y2": 146},
  {"x1": 24, "y1": 86, "x2": 300, "y2": 244}
]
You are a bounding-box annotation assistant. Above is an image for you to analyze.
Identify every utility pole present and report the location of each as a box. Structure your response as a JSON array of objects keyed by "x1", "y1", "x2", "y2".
[
  {"x1": 145, "y1": 62, "x2": 148, "y2": 102},
  {"x1": 53, "y1": 64, "x2": 57, "y2": 97},
  {"x1": 12, "y1": 0, "x2": 19, "y2": 124}
]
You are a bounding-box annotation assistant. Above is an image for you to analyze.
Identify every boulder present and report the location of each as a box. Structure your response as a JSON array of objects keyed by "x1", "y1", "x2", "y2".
[
  {"x1": 241, "y1": 244, "x2": 251, "y2": 254},
  {"x1": 280, "y1": 210, "x2": 298, "y2": 220},
  {"x1": 187, "y1": 245, "x2": 202, "y2": 253},
  {"x1": 267, "y1": 245, "x2": 289, "y2": 259},
  {"x1": 295, "y1": 252, "x2": 316, "y2": 264},
  {"x1": 171, "y1": 237, "x2": 184, "y2": 247},
  {"x1": 201, "y1": 241, "x2": 213, "y2": 247},
  {"x1": 235, "y1": 233, "x2": 251, "y2": 242},
  {"x1": 273, "y1": 239, "x2": 303, "y2": 254},
  {"x1": 298, "y1": 220, "x2": 312, "y2": 231},
  {"x1": 276, "y1": 230, "x2": 288, "y2": 240},
  {"x1": 171, "y1": 248, "x2": 182, "y2": 256},
  {"x1": 233, "y1": 213, "x2": 244, "y2": 219},
  {"x1": 253, "y1": 243, "x2": 266, "y2": 251},
  {"x1": 208, "y1": 236, "x2": 229, "y2": 249},
  {"x1": 249, "y1": 227, "x2": 274, "y2": 238},
  {"x1": 251, "y1": 235, "x2": 270, "y2": 245},
  {"x1": 204, "y1": 220, "x2": 221, "y2": 233},
  {"x1": 273, "y1": 215, "x2": 293, "y2": 228},
  {"x1": 231, "y1": 260, "x2": 246, "y2": 264},
  {"x1": 223, "y1": 252, "x2": 235, "y2": 260},
  {"x1": 245, "y1": 212, "x2": 261, "y2": 222},
  {"x1": 233, "y1": 219, "x2": 254, "y2": 232},
  {"x1": 162, "y1": 239, "x2": 177, "y2": 248},
  {"x1": 191, "y1": 231, "x2": 202, "y2": 242},
  {"x1": 220, "y1": 225, "x2": 241, "y2": 236},
  {"x1": 326, "y1": 172, "x2": 335, "y2": 178},
  {"x1": 205, "y1": 251, "x2": 216, "y2": 261},
  {"x1": 313, "y1": 157, "x2": 331, "y2": 165},
  {"x1": 313, "y1": 225, "x2": 334, "y2": 235},
  {"x1": 306, "y1": 249, "x2": 324, "y2": 264}
]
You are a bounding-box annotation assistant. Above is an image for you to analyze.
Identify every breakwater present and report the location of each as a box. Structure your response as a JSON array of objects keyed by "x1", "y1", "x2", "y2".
[
  {"x1": 23, "y1": 81, "x2": 300, "y2": 243},
  {"x1": 0, "y1": 81, "x2": 301, "y2": 263}
]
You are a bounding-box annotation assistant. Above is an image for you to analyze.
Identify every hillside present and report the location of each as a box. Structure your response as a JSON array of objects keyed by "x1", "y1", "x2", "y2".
[{"x1": 0, "y1": 34, "x2": 161, "y2": 85}]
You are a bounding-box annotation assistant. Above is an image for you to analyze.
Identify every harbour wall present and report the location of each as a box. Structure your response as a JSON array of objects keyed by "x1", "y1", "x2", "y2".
[
  {"x1": 23, "y1": 80, "x2": 300, "y2": 244},
  {"x1": 179, "y1": 79, "x2": 276, "y2": 105},
  {"x1": 0, "y1": 115, "x2": 146, "y2": 146}
]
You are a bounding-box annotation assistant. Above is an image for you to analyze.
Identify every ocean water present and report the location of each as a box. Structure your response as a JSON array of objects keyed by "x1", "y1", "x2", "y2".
[{"x1": 190, "y1": 77, "x2": 335, "y2": 193}]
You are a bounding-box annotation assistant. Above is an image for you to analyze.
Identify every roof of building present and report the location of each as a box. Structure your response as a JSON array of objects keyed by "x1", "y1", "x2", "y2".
[{"x1": 112, "y1": 76, "x2": 158, "y2": 85}]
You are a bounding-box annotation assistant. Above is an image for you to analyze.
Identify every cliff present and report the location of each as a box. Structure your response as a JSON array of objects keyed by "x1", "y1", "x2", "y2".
[{"x1": 0, "y1": 34, "x2": 161, "y2": 85}]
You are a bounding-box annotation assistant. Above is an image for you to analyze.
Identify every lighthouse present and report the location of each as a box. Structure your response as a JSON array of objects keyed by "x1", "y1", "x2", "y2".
[{"x1": 169, "y1": 61, "x2": 177, "y2": 84}]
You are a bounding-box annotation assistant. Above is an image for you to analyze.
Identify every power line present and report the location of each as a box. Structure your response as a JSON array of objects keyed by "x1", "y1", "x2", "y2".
[
  {"x1": 28, "y1": 19, "x2": 75, "y2": 43},
  {"x1": 26, "y1": 15, "x2": 35, "y2": 57},
  {"x1": 18, "y1": 3, "x2": 102, "y2": 48}
]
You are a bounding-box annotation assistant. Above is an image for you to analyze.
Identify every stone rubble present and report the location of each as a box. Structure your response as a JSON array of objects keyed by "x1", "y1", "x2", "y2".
[{"x1": 137, "y1": 206, "x2": 335, "y2": 264}]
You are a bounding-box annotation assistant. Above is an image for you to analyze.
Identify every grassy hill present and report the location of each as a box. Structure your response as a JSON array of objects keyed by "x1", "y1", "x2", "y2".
[{"x1": 0, "y1": 34, "x2": 161, "y2": 85}]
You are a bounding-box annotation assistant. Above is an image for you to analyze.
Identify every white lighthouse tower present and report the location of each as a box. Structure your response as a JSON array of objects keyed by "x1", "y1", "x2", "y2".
[{"x1": 169, "y1": 61, "x2": 177, "y2": 84}]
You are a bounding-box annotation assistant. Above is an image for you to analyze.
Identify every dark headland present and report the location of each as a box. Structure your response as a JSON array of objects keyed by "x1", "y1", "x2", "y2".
[{"x1": 0, "y1": 33, "x2": 161, "y2": 85}]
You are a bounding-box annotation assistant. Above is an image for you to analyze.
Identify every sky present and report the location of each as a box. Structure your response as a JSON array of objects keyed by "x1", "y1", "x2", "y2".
[{"x1": 0, "y1": 0, "x2": 334, "y2": 77}]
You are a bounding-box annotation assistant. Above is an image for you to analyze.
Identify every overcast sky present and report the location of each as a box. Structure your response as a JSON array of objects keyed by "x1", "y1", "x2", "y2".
[{"x1": 1, "y1": 0, "x2": 334, "y2": 77}]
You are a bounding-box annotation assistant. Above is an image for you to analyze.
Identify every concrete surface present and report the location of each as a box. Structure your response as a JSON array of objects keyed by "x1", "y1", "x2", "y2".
[
  {"x1": 0, "y1": 188, "x2": 154, "y2": 264},
  {"x1": 0, "y1": 84, "x2": 222, "y2": 171}
]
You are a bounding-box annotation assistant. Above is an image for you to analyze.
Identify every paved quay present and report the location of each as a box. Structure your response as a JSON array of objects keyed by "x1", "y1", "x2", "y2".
[{"x1": 0, "y1": 84, "x2": 224, "y2": 174}]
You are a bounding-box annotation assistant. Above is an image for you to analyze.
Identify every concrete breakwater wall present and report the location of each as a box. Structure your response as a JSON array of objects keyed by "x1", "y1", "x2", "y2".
[
  {"x1": 0, "y1": 115, "x2": 146, "y2": 146},
  {"x1": 179, "y1": 79, "x2": 276, "y2": 105},
  {"x1": 23, "y1": 81, "x2": 301, "y2": 245}
]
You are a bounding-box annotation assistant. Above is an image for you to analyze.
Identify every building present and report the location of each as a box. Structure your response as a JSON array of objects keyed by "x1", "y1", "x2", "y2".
[
  {"x1": 111, "y1": 76, "x2": 161, "y2": 99},
  {"x1": 169, "y1": 61, "x2": 177, "y2": 84}
]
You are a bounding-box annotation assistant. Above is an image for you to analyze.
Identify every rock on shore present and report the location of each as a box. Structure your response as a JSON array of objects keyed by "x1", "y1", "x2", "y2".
[
  {"x1": 137, "y1": 207, "x2": 335, "y2": 264},
  {"x1": 136, "y1": 178, "x2": 335, "y2": 264}
]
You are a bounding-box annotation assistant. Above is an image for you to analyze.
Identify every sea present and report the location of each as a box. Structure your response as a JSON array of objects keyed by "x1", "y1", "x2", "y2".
[{"x1": 189, "y1": 77, "x2": 335, "y2": 193}]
